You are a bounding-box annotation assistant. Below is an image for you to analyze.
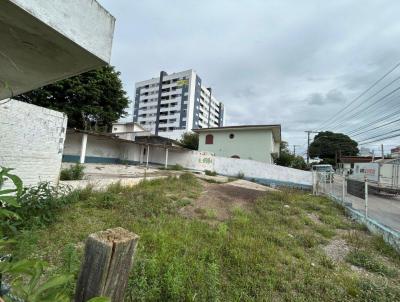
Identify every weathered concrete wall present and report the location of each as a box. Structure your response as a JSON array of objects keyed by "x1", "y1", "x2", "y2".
[
  {"x1": 0, "y1": 0, "x2": 115, "y2": 99},
  {"x1": 166, "y1": 150, "x2": 214, "y2": 171},
  {"x1": 62, "y1": 132, "x2": 310, "y2": 188},
  {"x1": 214, "y1": 157, "x2": 312, "y2": 189},
  {"x1": 63, "y1": 133, "x2": 128, "y2": 164},
  {"x1": 0, "y1": 100, "x2": 67, "y2": 187}
]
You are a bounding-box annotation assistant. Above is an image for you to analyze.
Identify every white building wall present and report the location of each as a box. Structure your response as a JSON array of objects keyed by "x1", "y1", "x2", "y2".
[
  {"x1": 213, "y1": 157, "x2": 312, "y2": 188},
  {"x1": 0, "y1": 100, "x2": 67, "y2": 187}
]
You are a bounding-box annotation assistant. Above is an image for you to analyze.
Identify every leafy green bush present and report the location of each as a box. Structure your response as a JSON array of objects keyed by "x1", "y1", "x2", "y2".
[
  {"x1": 60, "y1": 164, "x2": 85, "y2": 181},
  {"x1": 14, "y1": 183, "x2": 78, "y2": 228},
  {"x1": 205, "y1": 170, "x2": 217, "y2": 176},
  {"x1": 237, "y1": 171, "x2": 245, "y2": 179},
  {"x1": 0, "y1": 167, "x2": 23, "y2": 234}
]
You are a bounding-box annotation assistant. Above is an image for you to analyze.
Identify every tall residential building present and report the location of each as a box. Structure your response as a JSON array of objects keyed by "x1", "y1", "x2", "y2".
[{"x1": 133, "y1": 69, "x2": 225, "y2": 140}]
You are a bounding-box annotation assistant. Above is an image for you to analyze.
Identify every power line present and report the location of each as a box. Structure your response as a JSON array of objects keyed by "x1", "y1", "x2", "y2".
[
  {"x1": 346, "y1": 107, "x2": 400, "y2": 135},
  {"x1": 331, "y1": 85, "x2": 400, "y2": 131},
  {"x1": 358, "y1": 128, "x2": 400, "y2": 144},
  {"x1": 325, "y1": 75, "x2": 400, "y2": 130},
  {"x1": 317, "y1": 61, "x2": 400, "y2": 130},
  {"x1": 359, "y1": 133, "x2": 400, "y2": 145},
  {"x1": 351, "y1": 118, "x2": 400, "y2": 137}
]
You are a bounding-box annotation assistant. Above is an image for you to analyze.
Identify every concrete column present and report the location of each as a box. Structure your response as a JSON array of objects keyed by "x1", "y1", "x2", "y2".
[
  {"x1": 146, "y1": 145, "x2": 150, "y2": 167},
  {"x1": 165, "y1": 148, "x2": 169, "y2": 169},
  {"x1": 80, "y1": 134, "x2": 88, "y2": 164}
]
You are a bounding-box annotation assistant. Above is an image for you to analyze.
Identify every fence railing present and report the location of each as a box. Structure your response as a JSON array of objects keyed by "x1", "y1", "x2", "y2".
[{"x1": 313, "y1": 171, "x2": 400, "y2": 252}]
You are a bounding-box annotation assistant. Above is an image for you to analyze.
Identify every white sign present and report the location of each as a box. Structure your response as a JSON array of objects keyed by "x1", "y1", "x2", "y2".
[{"x1": 353, "y1": 162, "x2": 379, "y2": 182}]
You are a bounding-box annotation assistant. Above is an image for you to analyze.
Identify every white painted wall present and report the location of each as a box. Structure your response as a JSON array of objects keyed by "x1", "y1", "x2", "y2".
[
  {"x1": 214, "y1": 157, "x2": 312, "y2": 188},
  {"x1": 0, "y1": 100, "x2": 67, "y2": 187},
  {"x1": 62, "y1": 131, "x2": 309, "y2": 188}
]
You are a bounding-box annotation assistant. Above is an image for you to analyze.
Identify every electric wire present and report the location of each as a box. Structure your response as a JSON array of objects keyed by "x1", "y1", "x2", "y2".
[{"x1": 317, "y1": 61, "x2": 400, "y2": 130}]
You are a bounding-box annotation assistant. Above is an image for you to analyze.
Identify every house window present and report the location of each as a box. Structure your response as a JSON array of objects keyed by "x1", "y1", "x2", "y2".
[
  {"x1": 229, "y1": 133, "x2": 235, "y2": 139},
  {"x1": 205, "y1": 134, "x2": 213, "y2": 144}
]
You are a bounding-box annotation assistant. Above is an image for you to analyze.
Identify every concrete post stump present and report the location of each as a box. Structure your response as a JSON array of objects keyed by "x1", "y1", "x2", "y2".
[{"x1": 74, "y1": 227, "x2": 139, "y2": 302}]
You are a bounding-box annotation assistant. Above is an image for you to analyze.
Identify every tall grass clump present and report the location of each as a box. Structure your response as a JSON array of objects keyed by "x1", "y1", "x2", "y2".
[{"x1": 60, "y1": 163, "x2": 85, "y2": 180}]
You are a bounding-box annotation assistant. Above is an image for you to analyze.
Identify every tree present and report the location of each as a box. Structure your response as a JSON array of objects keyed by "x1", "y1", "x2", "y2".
[
  {"x1": 309, "y1": 131, "x2": 358, "y2": 164},
  {"x1": 15, "y1": 66, "x2": 129, "y2": 131},
  {"x1": 180, "y1": 132, "x2": 199, "y2": 150},
  {"x1": 274, "y1": 142, "x2": 307, "y2": 170}
]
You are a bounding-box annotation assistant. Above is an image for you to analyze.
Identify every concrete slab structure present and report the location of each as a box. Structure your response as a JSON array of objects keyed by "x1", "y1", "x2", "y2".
[{"x1": 0, "y1": 0, "x2": 115, "y2": 99}]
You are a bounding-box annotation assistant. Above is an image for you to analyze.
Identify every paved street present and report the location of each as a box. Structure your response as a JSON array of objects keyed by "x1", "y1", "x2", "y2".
[{"x1": 323, "y1": 175, "x2": 400, "y2": 233}]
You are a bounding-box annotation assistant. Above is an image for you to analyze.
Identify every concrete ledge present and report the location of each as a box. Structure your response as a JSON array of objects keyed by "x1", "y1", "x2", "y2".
[
  {"x1": 60, "y1": 176, "x2": 170, "y2": 191},
  {"x1": 0, "y1": 0, "x2": 115, "y2": 99},
  {"x1": 328, "y1": 194, "x2": 400, "y2": 253}
]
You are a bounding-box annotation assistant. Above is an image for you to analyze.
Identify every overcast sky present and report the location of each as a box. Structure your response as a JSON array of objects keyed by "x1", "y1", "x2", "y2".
[{"x1": 98, "y1": 0, "x2": 400, "y2": 156}]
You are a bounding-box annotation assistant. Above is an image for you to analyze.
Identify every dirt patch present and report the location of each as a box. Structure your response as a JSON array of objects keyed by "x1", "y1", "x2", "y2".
[
  {"x1": 323, "y1": 239, "x2": 351, "y2": 263},
  {"x1": 180, "y1": 180, "x2": 266, "y2": 221},
  {"x1": 307, "y1": 213, "x2": 322, "y2": 224}
]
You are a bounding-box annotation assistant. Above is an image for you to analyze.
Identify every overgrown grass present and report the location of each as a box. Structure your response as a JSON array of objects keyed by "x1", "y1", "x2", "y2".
[
  {"x1": 8, "y1": 176, "x2": 400, "y2": 301},
  {"x1": 60, "y1": 163, "x2": 85, "y2": 180}
]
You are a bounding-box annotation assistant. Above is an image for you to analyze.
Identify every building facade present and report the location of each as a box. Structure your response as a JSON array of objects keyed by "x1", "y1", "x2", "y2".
[
  {"x1": 194, "y1": 125, "x2": 281, "y2": 164},
  {"x1": 133, "y1": 69, "x2": 225, "y2": 140}
]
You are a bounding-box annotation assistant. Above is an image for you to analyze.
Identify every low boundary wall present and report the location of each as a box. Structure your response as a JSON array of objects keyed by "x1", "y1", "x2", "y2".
[
  {"x1": 328, "y1": 194, "x2": 400, "y2": 253},
  {"x1": 62, "y1": 131, "x2": 312, "y2": 189}
]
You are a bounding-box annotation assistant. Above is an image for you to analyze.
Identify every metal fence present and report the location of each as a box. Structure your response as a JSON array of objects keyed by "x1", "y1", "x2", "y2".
[{"x1": 313, "y1": 172, "x2": 400, "y2": 236}]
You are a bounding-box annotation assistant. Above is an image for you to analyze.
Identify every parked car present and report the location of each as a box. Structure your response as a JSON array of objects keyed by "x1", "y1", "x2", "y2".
[{"x1": 312, "y1": 164, "x2": 334, "y2": 183}]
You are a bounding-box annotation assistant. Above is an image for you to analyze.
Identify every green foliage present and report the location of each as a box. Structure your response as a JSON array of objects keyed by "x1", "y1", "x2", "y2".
[
  {"x1": 60, "y1": 164, "x2": 85, "y2": 181},
  {"x1": 14, "y1": 183, "x2": 78, "y2": 229},
  {"x1": 15, "y1": 66, "x2": 129, "y2": 131},
  {"x1": 0, "y1": 259, "x2": 72, "y2": 302},
  {"x1": 204, "y1": 170, "x2": 217, "y2": 176},
  {"x1": 309, "y1": 131, "x2": 359, "y2": 162},
  {"x1": 237, "y1": 171, "x2": 245, "y2": 179},
  {"x1": 0, "y1": 167, "x2": 22, "y2": 234},
  {"x1": 180, "y1": 132, "x2": 199, "y2": 150},
  {"x1": 346, "y1": 250, "x2": 397, "y2": 277},
  {"x1": 6, "y1": 174, "x2": 400, "y2": 301},
  {"x1": 274, "y1": 142, "x2": 307, "y2": 170},
  {"x1": 160, "y1": 164, "x2": 184, "y2": 171}
]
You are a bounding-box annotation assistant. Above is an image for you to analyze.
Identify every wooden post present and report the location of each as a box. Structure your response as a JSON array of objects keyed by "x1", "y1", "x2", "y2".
[{"x1": 74, "y1": 227, "x2": 139, "y2": 302}]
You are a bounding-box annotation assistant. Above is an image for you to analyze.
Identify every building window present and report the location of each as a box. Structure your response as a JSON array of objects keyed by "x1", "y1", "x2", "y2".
[
  {"x1": 229, "y1": 133, "x2": 235, "y2": 139},
  {"x1": 205, "y1": 134, "x2": 213, "y2": 144}
]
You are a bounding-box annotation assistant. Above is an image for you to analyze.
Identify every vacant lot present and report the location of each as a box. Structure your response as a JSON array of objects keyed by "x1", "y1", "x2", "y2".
[{"x1": 10, "y1": 174, "x2": 400, "y2": 301}]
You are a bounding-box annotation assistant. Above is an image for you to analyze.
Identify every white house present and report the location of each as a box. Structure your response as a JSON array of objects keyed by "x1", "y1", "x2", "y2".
[{"x1": 194, "y1": 125, "x2": 281, "y2": 164}]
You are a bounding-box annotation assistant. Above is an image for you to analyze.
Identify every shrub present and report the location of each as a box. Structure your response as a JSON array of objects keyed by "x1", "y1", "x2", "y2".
[
  {"x1": 0, "y1": 167, "x2": 23, "y2": 234},
  {"x1": 14, "y1": 182, "x2": 77, "y2": 228},
  {"x1": 167, "y1": 164, "x2": 184, "y2": 171},
  {"x1": 60, "y1": 164, "x2": 85, "y2": 181},
  {"x1": 237, "y1": 171, "x2": 245, "y2": 179},
  {"x1": 205, "y1": 170, "x2": 217, "y2": 176}
]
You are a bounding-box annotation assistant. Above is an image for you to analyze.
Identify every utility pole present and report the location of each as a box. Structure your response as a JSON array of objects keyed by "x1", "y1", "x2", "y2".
[
  {"x1": 381, "y1": 144, "x2": 384, "y2": 159},
  {"x1": 305, "y1": 131, "x2": 320, "y2": 165},
  {"x1": 293, "y1": 145, "x2": 301, "y2": 156}
]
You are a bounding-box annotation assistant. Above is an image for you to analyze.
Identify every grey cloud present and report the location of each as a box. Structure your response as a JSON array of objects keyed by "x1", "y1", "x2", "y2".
[
  {"x1": 306, "y1": 89, "x2": 346, "y2": 106},
  {"x1": 98, "y1": 0, "x2": 400, "y2": 150}
]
